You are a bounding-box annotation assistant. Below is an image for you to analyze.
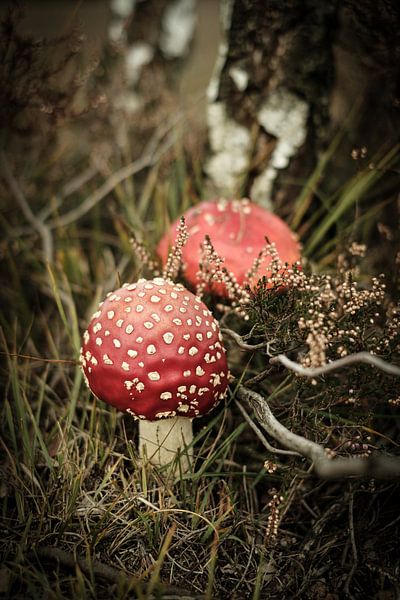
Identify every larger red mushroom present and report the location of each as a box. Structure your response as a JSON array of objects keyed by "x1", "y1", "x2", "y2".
[
  {"x1": 80, "y1": 277, "x2": 229, "y2": 469},
  {"x1": 157, "y1": 198, "x2": 301, "y2": 296}
]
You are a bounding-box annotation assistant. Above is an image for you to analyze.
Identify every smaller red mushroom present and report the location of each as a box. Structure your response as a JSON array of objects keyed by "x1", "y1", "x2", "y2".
[
  {"x1": 80, "y1": 277, "x2": 229, "y2": 469},
  {"x1": 157, "y1": 198, "x2": 301, "y2": 296}
]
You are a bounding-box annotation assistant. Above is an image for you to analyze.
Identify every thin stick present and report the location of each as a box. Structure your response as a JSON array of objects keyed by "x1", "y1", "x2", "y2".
[
  {"x1": 344, "y1": 488, "x2": 358, "y2": 597},
  {"x1": 272, "y1": 352, "x2": 400, "y2": 378},
  {"x1": 47, "y1": 130, "x2": 176, "y2": 229},
  {"x1": 34, "y1": 546, "x2": 202, "y2": 597},
  {"x1": 0, "y1": 149, "x2": 53, "y2": 263}
]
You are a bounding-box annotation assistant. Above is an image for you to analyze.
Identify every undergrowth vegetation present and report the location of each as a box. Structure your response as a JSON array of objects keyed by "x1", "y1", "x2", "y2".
[{"x1": 1, "y1": 9, "x2": 399, "y2": 600}]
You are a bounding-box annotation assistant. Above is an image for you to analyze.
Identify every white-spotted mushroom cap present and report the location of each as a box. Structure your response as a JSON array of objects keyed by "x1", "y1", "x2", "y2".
[
  {"x1": 157, "y1": 198, "x2": 301, "y2": 296},
  {"x1": 80, "y1": 278, "x2": 229, "y2": 420}
]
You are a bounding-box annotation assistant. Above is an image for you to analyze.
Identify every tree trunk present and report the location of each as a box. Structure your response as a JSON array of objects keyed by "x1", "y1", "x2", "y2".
[{"x1": 205, "y1": 0, "x2": 399, "y2": 215}]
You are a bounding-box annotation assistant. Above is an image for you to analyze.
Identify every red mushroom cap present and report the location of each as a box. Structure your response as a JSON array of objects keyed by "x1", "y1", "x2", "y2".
[
  {"x1": 157, "y1": 198, "x2": 301, "y2": 296},
  {"x1": 80, "y1": 278, "x2": 229, "y2": 421}
]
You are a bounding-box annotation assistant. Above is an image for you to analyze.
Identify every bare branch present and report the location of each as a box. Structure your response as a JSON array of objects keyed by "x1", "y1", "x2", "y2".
[
  {"x1": 234, "y1": 399, "x2": 301, "y2": 457},
  {"x1": 0, "y1": 149, "x2": 53, "y2": 263},
  {"x1": 272, "y1": 352, "x2": 400, "y2": 378},
  {"x1": 38, "y1": 164, "x2": 99, "y2": 221},
  {"x1": 47, "y1": 129, "x2": 177, "y2": 229},
  {"x1": 237, "y1": 385, "x2": 400, "y2": 479},
  {"x1": 221, "y1": 328, "x2": 272, "y2": 351}
]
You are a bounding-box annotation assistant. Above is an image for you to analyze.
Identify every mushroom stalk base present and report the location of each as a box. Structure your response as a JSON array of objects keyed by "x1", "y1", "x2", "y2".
[{"x1": 139, "y1": 417, "x2": 193, "y2": 471}]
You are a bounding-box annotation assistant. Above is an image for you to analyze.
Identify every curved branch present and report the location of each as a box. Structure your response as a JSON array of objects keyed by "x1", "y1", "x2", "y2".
[
  {"x1": 272, "y1": 352, "x2": 400, "y2": 378},
  {"x1": 237, "y1": 385, "x2": 400, "y2": 479},
  {"x1": 221, "y1": 328, "x2": 273, "y2": 351},
  {"x1": 234, "y1": 399, "x2": 301, "y2": 457}
]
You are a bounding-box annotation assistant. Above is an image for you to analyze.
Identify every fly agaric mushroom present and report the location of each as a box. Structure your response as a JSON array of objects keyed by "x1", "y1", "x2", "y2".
[
  {"x1": 157, "y1": 198, "x2": 301, "y2": 296},
  {"x1": 80, "y1": 277, "x2": 229, "y2": 469}
]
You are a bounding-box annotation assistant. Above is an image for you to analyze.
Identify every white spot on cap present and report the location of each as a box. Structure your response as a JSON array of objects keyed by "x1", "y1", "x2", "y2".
[
  {"x1": 178, "y1": 385, "x2": 187, "y2": 392},
  {"x1": 195, "y1": 316, "x2": 202, "y2": 326},
  {"x1": 113, "y1": 339, "x2": 121, "y2": 348},
  {"x1": 138, "y1": 291, "x2": 145, "y2": 298},
  {"x1": 96, "y1": 337, "x2": 102, "y2": 346},
  {"x1": 138, "y1": 361, "x2": 144, "y2": 367},
  {"x1": 144, "y1": 322, "x2": 154, "y2": 329},
  {"x1": 122, "y1": 362, "x2": 129, "y2": 371},
  {"x1": 186, "y1": 318, "x2": 193, "y2": 326},
  {"x1": 124, "y1": 297, "x2": 132, "y2": 302},
  {"x1": 170, "y1": 292, "x2": 178, "y2": 299},
  {"x1": 103, "y1": 354, "x2": 113, "y2": 365},
  {"x1": 183, "y1": 334, "x2": 190, "y2": 340},
  {"x1": 116, "y1": 319, "x2": 124, "y2": 327},
  {"x1": 107, "y1": 310, "x2": 114, "y2": 319},
  {"x1": 128, "y1": 349, "x2": 138, "y2": 358},
  {"x1": 124, "y1": 380, "x2": 133, "y2": 390},
  {"x1": 211, "y1": 374, "x2": 221, "y2": 387},
  {"x1": 164, "y1": 304, "x2": 173, "y2": 312},
  {"x1": 147, "y1": 344, "x2": 156, "y2": 355},
  {"x1": 189, "y1": 346, "x2": 198, "y2": 356},
  {"x1": 83, "y1": 331, "x2": 90, "y2": 343},
  {"x1": 126, "y1": 324, "x2": 134, "y2": 334},
  {"x1": 150, "y1": 295, "x2": 160, "y2": 303},
  {"x1": 178, "y1": 404, "x2": 189, "y2": 413},
  {"x1": 173, "y1": 318, "x2": 182, "y2": 326},
  {"x1": 196, "y1": 366, "x2": 205, "y2": 376},
  {"x1": 148, "y1": 371, "x2": 160, "y2": 381},
  {"x1": 92, "y1": 310, "x2": 101, "y2": 319},
  {"x1": 155, "y1": 411, "x2": 175, "y2": 418},
  {"x1": 136, "y1": 336, "x2": 143, "y2": 343},
  {"x1": 163, "y1": 332, "x2": 174, "y2": 344},
  {"x1": 178, "y1": 346, "x2": 185, "y2": 355},
  {"x1": 183, "y1": 370, "x2": 191, "y2": 377},
  {"x1": 127, "y1": 284, "x2": 136, "y2": 291},
  {"x1": 136, "y1": 382, "x2": 145, "y2": 392},
  {"x1": 179, "y1": 307, "x2": 187, "y2": 313},
  {"x1": 136, "y1": 304, "x2": 144, "y2": 313},
  {"x1": 144, "y1": 283, "x2": 154, "y2": 289},
  {"x1": 93, "y1": 323, "x2": 102, "y2": 333},
  {"x1": 196, "y1": 333, "x2": 203, "y2": 341},
  {"x1": 206, "y1": 331, "x2": 213, "y2": 339},
  {"x1": 189, "y1": 385, "x2": 196, "y2": 394},
  {"x1": 124, "y1": 306, "x2": 132, "y2": 313},
  {"x1": 151, "y1": 313, "x2": 161, "y2": 323},
  {"x1": 105, "y1": 330, "x2": 110, "y2": 336},
  {"x1": 91, "y1": 356, "x2": 98, "y2": 366},
  {"x1": 199, "y1": 387, "x2": 210, "y2": 395},
  {"x1": 160, "y1": 392, "x2": 172, "y2": 400}
]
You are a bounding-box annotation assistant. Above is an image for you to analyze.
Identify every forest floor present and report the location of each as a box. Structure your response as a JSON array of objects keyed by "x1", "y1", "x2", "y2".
[{"x1": 1, "y1": 9, "x2": 400, "y2": 600}]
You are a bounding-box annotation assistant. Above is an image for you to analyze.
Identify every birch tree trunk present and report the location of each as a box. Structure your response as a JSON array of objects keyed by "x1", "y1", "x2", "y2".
[{"x1": 205, "y1": 0, "x2": 400, "y2": 211}]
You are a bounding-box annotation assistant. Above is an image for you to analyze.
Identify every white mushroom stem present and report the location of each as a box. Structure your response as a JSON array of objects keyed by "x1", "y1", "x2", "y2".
[{"x1": 139, "y1": 417, "x2": 193, "y2": 470}]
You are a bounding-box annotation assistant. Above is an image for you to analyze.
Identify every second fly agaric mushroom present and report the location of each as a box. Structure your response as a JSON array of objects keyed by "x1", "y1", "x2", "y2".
[
  {"x1": 157, "y1": 198, "x2": 301, "y2": 296},
  {"x1": 80, "y1": 277, "x2": 229, "y2": 469}
]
